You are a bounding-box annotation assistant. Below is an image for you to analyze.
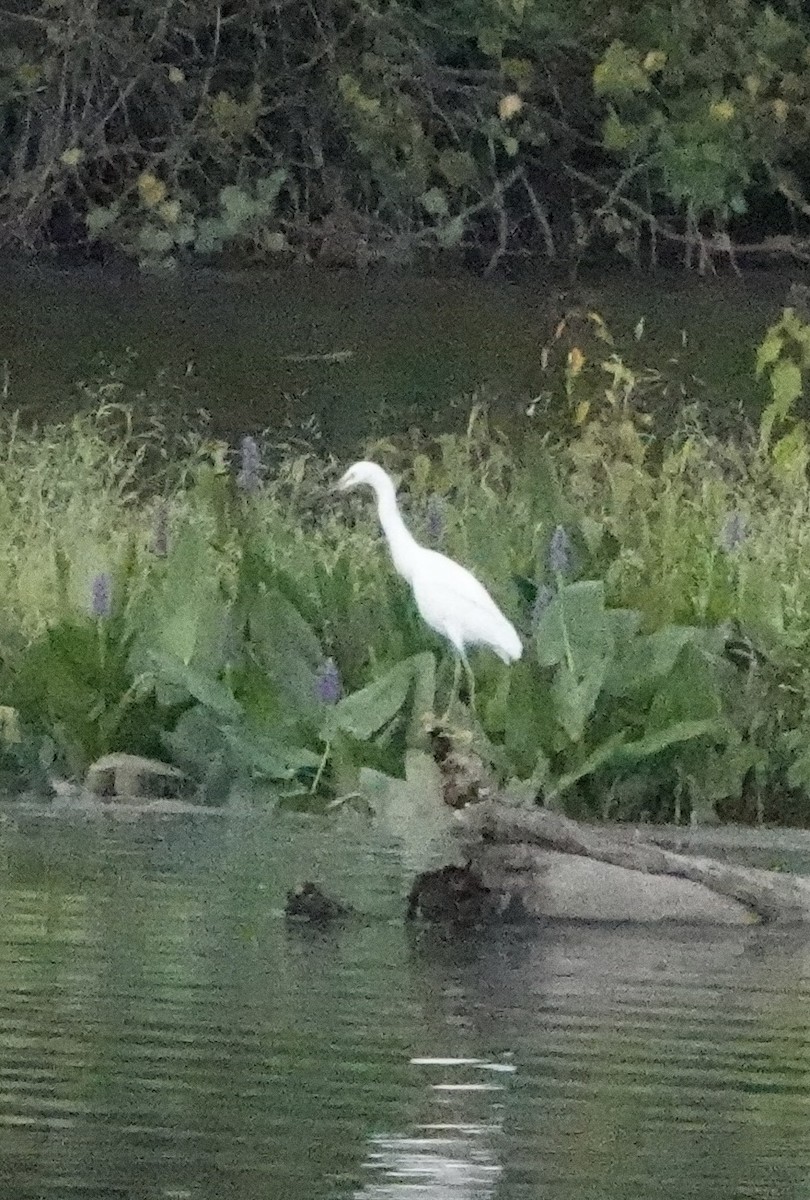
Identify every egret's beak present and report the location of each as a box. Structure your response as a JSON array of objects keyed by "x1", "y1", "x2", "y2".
[{"x1": 334, "y1": 471, "x2": 353, "y2": 493}]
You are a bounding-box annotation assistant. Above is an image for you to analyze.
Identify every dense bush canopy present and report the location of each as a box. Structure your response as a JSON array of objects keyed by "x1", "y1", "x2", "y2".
[{"x1": 2, "y1": 0, "x2": 810, "y2": 270}]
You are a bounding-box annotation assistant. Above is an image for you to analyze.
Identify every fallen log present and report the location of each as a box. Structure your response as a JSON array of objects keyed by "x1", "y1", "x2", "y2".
[{"x1": 454, "y1": 801, "x2": 810, "y2": 925}]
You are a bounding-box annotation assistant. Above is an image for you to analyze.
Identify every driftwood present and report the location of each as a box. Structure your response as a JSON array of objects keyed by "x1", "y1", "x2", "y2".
[{"x1": 455, "y1": 801, "x2": 810, "y2": 925}]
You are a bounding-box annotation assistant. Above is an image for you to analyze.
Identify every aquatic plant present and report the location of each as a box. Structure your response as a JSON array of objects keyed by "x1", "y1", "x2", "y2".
[
  {"x1": 1, "y1": 316, "x2": 810, "y2": 824},
  {"x1": 90, "y1": 573, "x2": 112, "y2": 620},
  {"x1": 547, "y1": 525, "x2": 573, "y2": 576},
  {"x1": 236, "y1": 435, "x2": 264, "y2": 494},
  {"x1": 315, "y1": 658, "x2": 342, "y2": 706}
]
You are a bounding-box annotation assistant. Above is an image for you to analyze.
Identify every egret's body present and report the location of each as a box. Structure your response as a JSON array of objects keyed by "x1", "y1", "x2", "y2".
[{"x1": 336, "y1": 461, "x2": 521, "y2": 711}]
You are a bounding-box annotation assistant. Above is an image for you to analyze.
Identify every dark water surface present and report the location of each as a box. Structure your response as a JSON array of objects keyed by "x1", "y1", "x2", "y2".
[
  {"x1": 0, "y1": 809, "x2": 809, "y2": 1199},
  {"x1": 1, "y1": 266, "x2": 788, "y2": 444}
]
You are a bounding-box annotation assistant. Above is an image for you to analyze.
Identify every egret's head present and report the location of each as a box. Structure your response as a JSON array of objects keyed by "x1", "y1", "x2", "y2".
[{"x1": 335, "y1": 461, "x2": 395, "y2": 495}]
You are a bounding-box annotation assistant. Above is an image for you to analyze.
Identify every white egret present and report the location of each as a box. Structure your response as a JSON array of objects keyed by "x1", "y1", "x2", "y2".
[{"x1": 336, "y1": 461, "x2": 522, "y2": 714}]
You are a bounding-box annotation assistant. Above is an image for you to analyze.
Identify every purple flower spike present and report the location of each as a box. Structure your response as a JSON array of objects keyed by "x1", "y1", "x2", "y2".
[
  {"x1": 236, "y1": 435, "x2": 263, "y2": 494},
  {"x1": 315, "y1": 658, "x2": 342, "y2": 705},
  {"x1": 719, "y1": 511, "x2": 746, "y2": 554},
  {"x1": 90, "y1": 572, "x2": 112, "y2": 620},
  {"x1": 425, "y1": 494, "x2": 446, "y2": 545},
  {"x1": 532, "y1": 583, "x2": 554, "y2": 626},
  {"x1": 547, "y1": 525, "x2": 572, "y2": 575},
  {"x1": 150, "y1": 500, "x2": 169, "y2": 557}
]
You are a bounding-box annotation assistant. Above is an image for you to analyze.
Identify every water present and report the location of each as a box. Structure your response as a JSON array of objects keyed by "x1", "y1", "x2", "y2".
[
  {"x1": 0, "y1": 266, "x2": 789, "y2": 443},
  {"x1": 0, "y1": 263, "x2": 807, "y2": 1196},
  {"x1": 0, "y1": 808, "x2": 809, "y2": 1199}
]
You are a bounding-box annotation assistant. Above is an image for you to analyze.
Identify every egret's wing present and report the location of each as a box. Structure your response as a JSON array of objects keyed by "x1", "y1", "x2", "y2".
[{"x1": 411, "y1": 548, "x2": 522, "y2": 660}]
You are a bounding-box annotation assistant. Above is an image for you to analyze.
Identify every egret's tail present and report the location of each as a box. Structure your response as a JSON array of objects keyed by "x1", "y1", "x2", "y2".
[{"x1": 492, "y1": 616, "x2": 523, "y2": 663}]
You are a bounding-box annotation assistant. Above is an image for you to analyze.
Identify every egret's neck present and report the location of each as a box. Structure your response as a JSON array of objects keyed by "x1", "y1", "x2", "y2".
[{"x1": 374, "y1": 480, "x2": 419, "y2": 580}]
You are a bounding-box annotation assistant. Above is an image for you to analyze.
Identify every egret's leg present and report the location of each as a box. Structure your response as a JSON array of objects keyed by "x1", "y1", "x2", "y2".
[
  {"x1": 462, "y1": 652, "x2": 477, "y2": 716},
  {"x1": 441, "y1": 655, "x2": 463, "y2": 723}
]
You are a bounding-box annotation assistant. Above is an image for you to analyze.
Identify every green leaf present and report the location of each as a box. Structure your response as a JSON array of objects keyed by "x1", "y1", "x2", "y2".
[
  {"x1": 737, "y1": 559, "x2": 785, "y2": 648},
  {"x1": 224, "y1": 726, "x2": 320, "y2": 779},
  {"x1": 593, "y1": 41, "x2": 650, "y2": 98},
  {"x1": 421, "y1": 187, "x2": 449, "y2": 218},
  {"x1": 753, "y1": 326, "x2": 787, "y2": 372},
  {"x1": 148, "y1": 652, "x2": 242, "y2": 721},
  {"x1": 435, "y1": 215, "x2": 466, "y2": 249},
  {"x1": 247, "y1": 588, "x2": 323, "y2": 718},
  {"x1": 328, "y1": 656, "x2": 416, "y2": 740},
  {"x1": 552, "y1": 658, "x2": 610, "y2": 742},
  {"x1": 194, "y1": 217, "x2": 225, "y2": 254},
  {"x1": 603, "y1": 110, "x2": 638, "y2": 152},
  {"x1": 437, "y1": 149, "x2": 478, "y2": 189},
  {"x1": 645, "y1": 643, "x2": 723, "y2": 731},
  {"x1": 771, "y1": 423, "x2": 808, "y2": 479},
  {"x1": 615, "y1": 719, "x2": 723, "y2": 762},
  {"x1": 137, "y1": 225, "x2": 175, "y2": 256},
  {"x1": 769, "y1": 358, "x2": 802, "y2": 418},
  {"x1": 133, "y1": 525, "x2": 227, "y2": 672},
  {"x1": 220, "y1": 185, "x2": 255, "y2": 225},
  {"x1": 86, "y1": 204, "x2": 119, "y2": 235},
  {"x1": 477, "y1": 28, "x2": 504, "y2": 57},
  {"x1": 535, "y1": 581, "x2": 614, "y2": 679},
  {"x1": 605, "y1": 625, "x2": 697, "y2": 696},
  {"x1": 254, "y1": 168, "x2": 287, "y2": 212},
  {"x1": 552, "y1": 733, "x2": 627, "y2": 796},
  {"x1": 407, "y1": 652, "x2": 437, "y2": 746}
]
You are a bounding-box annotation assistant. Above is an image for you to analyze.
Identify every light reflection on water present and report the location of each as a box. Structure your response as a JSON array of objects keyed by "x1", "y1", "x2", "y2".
[{"x1": 0, "y1": 810, "x2": 808, "y2": 1200}]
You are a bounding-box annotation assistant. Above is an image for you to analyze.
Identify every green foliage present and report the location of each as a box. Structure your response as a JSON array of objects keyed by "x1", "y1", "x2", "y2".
[
  {"x1": 2, "y1": 0, "x2": 810, "y2": 266},
  {"x1": 755, "y1": 306, "x2": 810, "y2": 471},
  {"x1": 6, "y1": 314, "x2": 810, "y2": 824}
]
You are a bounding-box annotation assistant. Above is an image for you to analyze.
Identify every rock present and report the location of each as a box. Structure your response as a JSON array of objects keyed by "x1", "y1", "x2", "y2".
[
  {"x1": 475, "y1": 845, "x2": 754, "y2": 925},
  {"x1": 285, "y1": 882, "x2": 349, "y2": 924},
  {"x1": 84, "y1": 753, "x2": 187, "y2": 802}
]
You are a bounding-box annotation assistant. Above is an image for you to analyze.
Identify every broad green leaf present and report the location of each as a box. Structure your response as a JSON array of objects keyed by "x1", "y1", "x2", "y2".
[
  {"x1": 328, "y1": 656, "x2": 415, "y2": 740},
  {"x1": 247, "y1": 588, "x2": 323, "y2": 717},
  {"x1": 552, "y1": 732, "x2": 627, "y2": 796},
  {"x1": 224, "y1": 727, "x2": 320, "y2": 779},
  {"x1": 605, "y1": 625, "x2": 697, "y2": 696},
  {"x1": 435, "y1": 215, "x2": 466, "y2": 249},
  {"x1": 503, "y1": 658, "x2": 559, "y2": 774},
  {"x1": 737, "y1": 559, "x2": 784, "y2": 645},
  {"x1": 771, "y1": 423, "x2": 807, "y2": 479},
  {"x1": 133, "y1": 525, "x2": 228, "y2": 672},
  {"x1": 535, "y1": 580, "x2": 614, "y2": 679},
  {"x1": 148, "y1": 652, "x2": 241, "y2": 720},
  {"x1": 137, "y1": 225, "x2": 175, "y2": 256},
  {"x1": 645, "y1": 643, "x2": 722, "y2": 731},
  {"x1": 552, "y1": 658, "x2": 609, "y2": 742},
  {"x1": 477, "y1": 28, "x2": 504, "y2": 57},
  {"x1": 615, "y1": 719, "x2": 722, "y2": 762},
  {"x1": 593, "y1": 41, "x2": 650, "y2": 98},
  {"x1": 194, "y1": 217, "x2": 225, "y2": 254},
  {"x1": 769, "y1": 358, "x2": 802, "y2": 418},
  {"x1": 603, "y1": 111, "x2": 641, "y2": 152},
  {"x1": 757, "y1": 330, "x2": 785, "y2": 379}
]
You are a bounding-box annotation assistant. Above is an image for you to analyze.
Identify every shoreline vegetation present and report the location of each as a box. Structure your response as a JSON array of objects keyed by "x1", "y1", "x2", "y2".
[
  {"x1": 2, "y1": 305, "x2": 810, "y2": 829},
  {"x1": 2, "y1": 0, "x2": 810, "y2": 275}
]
